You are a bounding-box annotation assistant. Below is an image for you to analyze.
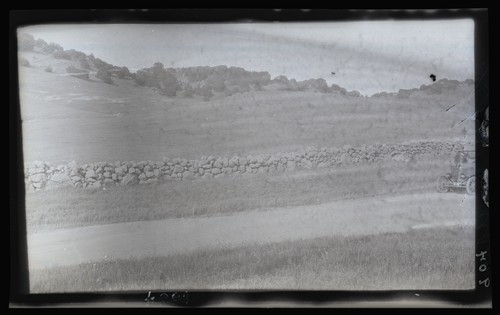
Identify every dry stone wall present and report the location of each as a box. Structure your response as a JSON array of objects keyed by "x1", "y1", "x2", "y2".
[{"x1": 25, "y1": 141, "x2": 463, "y2": 190}]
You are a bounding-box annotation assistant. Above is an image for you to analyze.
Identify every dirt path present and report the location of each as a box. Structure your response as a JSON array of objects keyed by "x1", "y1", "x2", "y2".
[{"x1": 27, "y1": 192, "x2": 474, "y2": 270}]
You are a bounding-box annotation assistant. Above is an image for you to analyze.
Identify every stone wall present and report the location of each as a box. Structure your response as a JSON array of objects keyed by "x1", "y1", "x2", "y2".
[{"x1": 24, "y1": 141, "x2": 463, "y2": 190}]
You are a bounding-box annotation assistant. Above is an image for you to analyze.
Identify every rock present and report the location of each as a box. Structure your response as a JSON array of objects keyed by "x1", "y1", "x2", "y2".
[
  {"x1": 29, "y1": 167, "x2": 45, "y2": 175},
  {"x1": 69, "y1": 168, "x2": 80, "y2": 176},
  {"x1": 213, "y1": 160, "x2": 223, "y2": 169},
  {"x1": 139, "y1": 173, "x2": 146, "y2": 180},
  {"x1": 202, "y1": 163, "x2": 212, "y2": 169},
  {"x1": 154, "y1": 169, "x2": 160, "y2": 177},
  {"x1": 183, "y1": 171, "x2": 194, "y2": 180},
  {"x1": 103, "y1": 171, "x2": 111, "y2": 178},
  {"x1": 180, "y1": 159, "x2": 188, "y2": 167},
  {"x1": 250, "y1": 163, "x2": 260, "y2": 169},
  {"x1": 246, "y1": 166, "x2": 252, "y2": 173},
  {"x1": 173, "y1": 165, "x2": 184, "y2": 174},
  {"x1": 145, "y1": 178, "x2": 159, "y2": 184},
  {"x1": 239, "y1": 165, "x2": 246, "y2": 172},
  {"x1": 287, "y1": 160, "x2": 296, "y2": 170},
  {"x1": 302, "y1": 160, "x2": 313, "y2": 169},
  {"x1": 229, "y1": 157, "x2": 239, "y2": 167},
  {"x1": 104, "y1": 166, "x2": 113, "y2": 172},
  {"x1": 239, "y1": 157, "x2": 247, "y2": 165},
  {"x1": 103, "y1": 178, "x2": 115, "y2": 185},
  {"x1": 49, "y1": 173, "x2": 71, "y2": 184},
  {"x1": 70, "y1": 175, "x2": 82, "y2": 183},
  {"x1": 156, "y1": 161, "x2": 165, "y2": 167},
  {"x1": 211, "y1": 168, "x2": 221, "y2": 175},
  {"x1": 92, "y1": 181, "x2": 102, "y2": 189},
  {"x1": 121, "y1": 173, "x2": 138, "y2": 186},
  {"x1": 145, "y1": 171, "x2": 155, "y2": 178},
  {"x1": 85, "y1": 169, "x2": 96, "y2": 179},
  {"x1": 207, "y1": 156, "x2": 216, "y2": 161},
  {"x1": 199, "y1": 168, "x2": 205, "y2": 175},
  {"x1": 144, "y1": 164, "x2": 153, "y2": 172},
  {"x1": 68, "y1": 160, "x2": 77, "y2": 169},
  {"x1": 111, "y1": 174, "x2": 117, "y2": 181},
  {"x1": 276, "y1": 164, "x2": 285, "y2": 172},
  {"x1": 30, "y1": 173, "x2": 47, "y2": 183},
  {"x1": 222, "y1": 167, "x2": 232, "y2": 174},
  {"x1": 33, "y1": 181, "x2": 44, "y2": 189}
]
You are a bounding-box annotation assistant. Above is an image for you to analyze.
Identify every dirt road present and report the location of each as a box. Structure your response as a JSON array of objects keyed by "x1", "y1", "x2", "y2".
[{"x1": 27, "y1": 192, "x2": 474, "y2": 270}]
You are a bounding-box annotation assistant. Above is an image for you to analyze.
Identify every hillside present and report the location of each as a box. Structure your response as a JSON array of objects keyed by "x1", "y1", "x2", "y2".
[{"x1": 18, "y1": 33, "x2": 475, "y2": 165}]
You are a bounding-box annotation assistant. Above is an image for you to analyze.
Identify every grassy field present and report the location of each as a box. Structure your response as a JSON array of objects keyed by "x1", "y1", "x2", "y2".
[
  {"x1": 29, "y1": 225, "x2": 474, "y2": 292},
  {"x1": 25, "y1": 156, "x2": 452, "y2": 233},
  {"x1": 19, "y1": 65, "x2": 474, "y2": 165}
]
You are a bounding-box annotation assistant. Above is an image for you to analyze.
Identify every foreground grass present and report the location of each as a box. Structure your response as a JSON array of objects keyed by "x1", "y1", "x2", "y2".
[
  {"x1": 29, "y1": 226, "x2": 475, "y2": 292},
  {"x1": 25, "y1": 157, "x2": 451, "y2": 233}
]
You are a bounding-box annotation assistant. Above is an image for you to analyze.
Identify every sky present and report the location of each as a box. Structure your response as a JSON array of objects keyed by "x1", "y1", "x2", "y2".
[{"x1": 20, "y1": 20, "x2": 474, "y2": 96}]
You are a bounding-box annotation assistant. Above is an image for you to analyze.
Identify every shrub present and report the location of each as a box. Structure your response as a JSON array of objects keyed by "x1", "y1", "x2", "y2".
[
  {"x1": 96, "y1": 69, "x2": 114, "y2": 84},
  {"x1": 183, "y1": 85, "x2": 194, "y2": 98},
  {"x1": 79, "y1": 58, "x2": 91, "y2": 70},
  {"x1": 43, "y1": 42, "x2": 63, "y2": 54},
  {"x1": 66, "y1": 65, "x2": 84, "y2": 73},
  {"x1": 53, "y1": 50, "x2": 72, "y2": 60},
  {"x1": 19, "y1": 57, "x2": 30, "y2": 67},
  {"x1": 18, "y1": 33, "x2": 35, "y2": 51},
  {"x1": 115, "y1": 67, "x2": 132, "y2": 79}
]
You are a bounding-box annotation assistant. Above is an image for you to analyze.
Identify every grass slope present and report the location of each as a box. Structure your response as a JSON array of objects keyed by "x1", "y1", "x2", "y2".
[
  {"x1": 19, "y1": 64, "x2": 474, "y2": 165},
  {"x1": 29, "y1": 226, "x2": 474, "y2": 292}
]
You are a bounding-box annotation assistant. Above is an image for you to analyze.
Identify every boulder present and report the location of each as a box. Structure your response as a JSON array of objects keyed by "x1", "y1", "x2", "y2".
[
  {"x1": 70, "y1": 175, "x2": 82, "y2": 183},
  {"x1": 183, "y1": 171, "x2": 194, "y2": 180},
  {"x1": 213, "y1": 160, "x2": 223, "y2": 168},
  {"x1": 139, "y1": 173, "x2": 146, "y2": 180},
  {"x1": 30, "y1": 173, "x2": 47, "y2": 183},
  {"x1": 154, "y1": 169, "x2": 160, "y2": 177},
  {"x1": 121, "y1": 173, "x2": 138, "y2": 186},
  {"x1": 173, "y1": 165, "x2": 184, "y2": 174},
  {"x1": 103, "y1": 172, "x2": 111, "y2": 178},
  {"x1": 145, "y1": 178, "x2": 159, "y2": 184},
  {"x1": 29, "y1": 167, "x2": 45, "y2": 175},
  {"x1": 211, "y1": 168, "x2": 221, "y2": 175},
  {"x1": 145, "y1": 171, "x2": 155, "y2": 178},
  {"x1": 85, "y1": 169, "x2": 96, "y2": 179},
  {"x1": 49, "y1": 173, "x2": 71, "y2": 184}
]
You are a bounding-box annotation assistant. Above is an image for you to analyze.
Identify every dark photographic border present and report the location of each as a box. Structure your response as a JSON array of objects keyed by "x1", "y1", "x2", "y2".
[{"x1": 9, "y1": 8, "x2": 490, "y2": 308}]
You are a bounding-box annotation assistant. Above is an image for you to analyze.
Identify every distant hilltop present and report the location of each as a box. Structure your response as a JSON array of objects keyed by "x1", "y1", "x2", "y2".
[
  {"x1": 18, "y1": 32, "x2": 474, "y2": 100},
  {"x1": 372, "y1": 78, "x2": 475, "y2": 98}
]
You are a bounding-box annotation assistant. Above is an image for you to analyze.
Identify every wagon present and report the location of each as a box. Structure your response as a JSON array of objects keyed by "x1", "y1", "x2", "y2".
[{"x1": 437, "y1": 150, "x2": 475, "y2": 195}]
